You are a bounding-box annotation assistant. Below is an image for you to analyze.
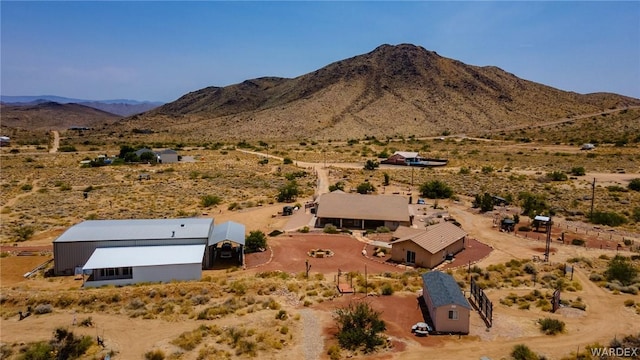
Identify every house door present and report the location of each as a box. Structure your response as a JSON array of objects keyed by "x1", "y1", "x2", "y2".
[{"x1": 406, "y1": 250, "x2": 416, "y2": 264}]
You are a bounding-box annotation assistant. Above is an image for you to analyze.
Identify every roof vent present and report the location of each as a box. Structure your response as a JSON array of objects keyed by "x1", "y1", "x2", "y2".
[
  {"x1": 181, "y1": 224, "x2": 185, "y2": 227},
  {"x1": 172, "y1": 231, "x2": 175, "y2": 237}
]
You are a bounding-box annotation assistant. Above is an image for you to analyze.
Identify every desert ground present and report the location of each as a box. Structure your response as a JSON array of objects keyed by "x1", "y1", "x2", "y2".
[{"x1": 1, "y1": 130, "x2": 639, "y2": 360}]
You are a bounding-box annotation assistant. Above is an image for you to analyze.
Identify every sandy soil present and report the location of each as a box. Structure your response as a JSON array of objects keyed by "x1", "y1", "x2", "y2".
[{"x1": 1, "y1": 156, "x2": 639, "y2": 359}]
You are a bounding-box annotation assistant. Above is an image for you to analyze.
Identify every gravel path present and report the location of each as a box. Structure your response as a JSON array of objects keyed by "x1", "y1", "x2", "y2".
[{"x1": 300, "y1": 309, "x2": 324, "y2": 360}]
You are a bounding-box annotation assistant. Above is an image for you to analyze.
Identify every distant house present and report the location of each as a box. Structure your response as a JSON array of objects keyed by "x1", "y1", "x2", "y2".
[
  {"x1": 314, "y1": 191, "x2": 411, "y2": 230},
  {"x1": 422, "y1": 271, "x2": 471, "y2": 334},
  {"x1": 53, "y1": 218, "x2": 246, "y2": 286},
  {"x1": 156, "y1": 149, "x2": 179, "y2": 163},
  {"x1": 0, "y1": 136, "x2": 10, "y2": 146},
  {"x1": 580, "y1": 143, "x2": 595, "y2": 150},
  {"x1": 381, "y1": 151, "x2": 448, "y2": 167},
  {"x1": 390, "y1": 222, "x2": 467, "y2": 268},
  {"x1": 381, "y1": 151, "x2": 423, "y2": 165}
]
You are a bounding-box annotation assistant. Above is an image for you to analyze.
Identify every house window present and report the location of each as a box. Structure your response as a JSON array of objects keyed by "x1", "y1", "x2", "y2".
[
  {"x1": 406, "y1": 250, "x2": 416, "y2": 264},
  {"x1": 97, "y1": 267, "x2": 133, "y2": 280},
  {"x1": 448, "y1": 310, "x2": 458, "y2": 320}
]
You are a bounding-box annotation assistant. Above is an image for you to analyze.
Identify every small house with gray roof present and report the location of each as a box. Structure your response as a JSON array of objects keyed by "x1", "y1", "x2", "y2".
[
  {"x1": 422, "y1": 271, "x2": 471, "y2": 334},
  {"x1": 390, "y1": 222, "x2": 467, "y2": 268}
]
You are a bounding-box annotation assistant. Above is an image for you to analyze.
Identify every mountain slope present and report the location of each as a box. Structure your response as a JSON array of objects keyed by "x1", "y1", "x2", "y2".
[
  {"x1": 125, "y1": 44, "x2": 640, "y2": 140},
  {"x1": 1, "y1": 96, "x2": 163, "y2": 116},
  {"x1": 0, "y1": 102, "x2": 122, "y2": 131}
]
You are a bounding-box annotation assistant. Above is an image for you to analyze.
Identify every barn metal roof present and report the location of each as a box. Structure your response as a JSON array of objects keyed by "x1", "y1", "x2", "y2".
[
  {"x1": 422, "y1": 271, "x2": 471, "y2": 309},
  {"x1": 210, "y1": 221, "x2": 246, "y2": 246},
  {"x1": 54, "y1": 218, "x2": 214, "y2": 243},
  {"x1": 316, "y1": 192, "x2": 410, "y2": 222},
  {"x1": 82, "y1": 244, "x2": 205, "y2": 269},
  {"x1": 393, "y1": 222, "x2": 467, "y2": 254}
]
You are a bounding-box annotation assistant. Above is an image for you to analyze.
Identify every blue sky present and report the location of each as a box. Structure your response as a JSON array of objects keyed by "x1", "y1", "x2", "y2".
[{"x1": 1, "y1": 1, "x2": 639, "y2": 102}]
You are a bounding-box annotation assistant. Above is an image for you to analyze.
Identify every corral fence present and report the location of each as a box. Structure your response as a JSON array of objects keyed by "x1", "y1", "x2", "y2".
[{"x1": 469, "y1": 277, "x2": 493, "y2": 328}]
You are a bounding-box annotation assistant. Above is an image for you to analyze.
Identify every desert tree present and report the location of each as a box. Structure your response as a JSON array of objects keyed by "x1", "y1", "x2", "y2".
[
  {"x1": 356, "y1": 182, "x2": 375, "y2": 194},
  {"x1": 363, "y1": 160, "x2": 379, "y2": 171},
  {"x1": 605, "y1": 255, "x2": 638, "y2": 286},
  {"x1": 419, "y1": 180, "x2": 453, "y2": 199},
  {"x1": 329, "y1": 181, "x2": 345, "y2": 192},
  {"x1": 334, "y1": 302, "x2": 386, "y2": 353},
  {"x1": 245, "y1": 230, "x2": 267, "y2": 253},
  {"x1": 277, "y1": 181, "x2": 299, "y2": 202}
]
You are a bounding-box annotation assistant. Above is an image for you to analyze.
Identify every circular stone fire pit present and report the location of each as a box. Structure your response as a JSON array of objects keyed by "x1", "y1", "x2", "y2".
[{"x1": 308, "y1": 249, "x2": 334, "y2": 258}]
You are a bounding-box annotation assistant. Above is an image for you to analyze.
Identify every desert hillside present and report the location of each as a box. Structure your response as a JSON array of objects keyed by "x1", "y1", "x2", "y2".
[
  {"x1": 118, "y1": 43, "x2": 639, "y2": 141},
  {"x1": 0, "y1": 102, "x2": 121, "y2": 131}
]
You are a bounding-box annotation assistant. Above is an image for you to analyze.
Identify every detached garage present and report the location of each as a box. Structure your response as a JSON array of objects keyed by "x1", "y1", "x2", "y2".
[{"x1": 82, "y1": 245, "x2": 205, "y2": 287}]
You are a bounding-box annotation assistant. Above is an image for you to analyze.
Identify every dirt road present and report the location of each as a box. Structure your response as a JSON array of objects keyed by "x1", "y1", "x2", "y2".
[{"x1": 49, "y1": 130, "x2": 59, "y2": 153}]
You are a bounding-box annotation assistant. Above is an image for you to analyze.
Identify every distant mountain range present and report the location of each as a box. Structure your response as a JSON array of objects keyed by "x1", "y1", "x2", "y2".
[
  {"x1": 0, "y1": 95, "x2": 164, "y2": 117},
  {"x1": 3, "y1": 44, "x2": 639, "y2": 140}
]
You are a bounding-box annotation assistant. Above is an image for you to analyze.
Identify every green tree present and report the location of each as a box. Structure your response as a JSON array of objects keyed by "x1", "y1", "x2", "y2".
[
  {"x1": 605, "y1": 255, "x2": 638, "y2": 286},
  {"x1": 329, "y1": 181, "x2": 345, "y2": 192},
  {"x1": 356, "y1": 182, "x2": 375, "y2": 194},
  {"x1": 629, "y1": 178, "x2": 640, "y2": 191},
  {"x1": 632, "y1": 207, "x2": 640, "y2": 222},
  {"x1": 419, "y1": 180, "x2": 453, "y2": 199},
  {"x1": 139, "y1": 151, "x2": 157, "y2": 163},
  {"x1": 382, "y1": 172, "x2": 390, "y2": 186},
  {"x1": 118, "y1": 145, "x2": 136, "y2": 159},
  {"x1": 245, "y1": 230, "x2": 267, "y2": 253},
  {"x1": 474, "y1": 193, "x2": 494, "y2": 212},
  {"x1": 283, "y1": 157, "x2": 293, "y2": 165},
  {"x1": 363, "y1": 159, "x2": 379, "y2": 171},
  {"x1": 277, "y1": 181, "x2": 299, "y2": 202},
  {"x1": 518, "y1": 192, "x2": 548, "y2": 218},
  {"x1": 334, "y1": 302, "x2": 386, "y2": 353}
]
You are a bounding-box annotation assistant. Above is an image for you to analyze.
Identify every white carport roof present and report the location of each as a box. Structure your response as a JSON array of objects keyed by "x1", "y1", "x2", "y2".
[
  {"x1": 209, "y1": 221, "x2": 246, "y2": 246},
  {"x1": 82, "y1": 245, "x2": 205, "y2": 270}
]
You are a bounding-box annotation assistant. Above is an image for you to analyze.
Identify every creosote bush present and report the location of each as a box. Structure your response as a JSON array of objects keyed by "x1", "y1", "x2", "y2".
[{"x1": 538, "y1": 317, "x2": 565, "y2": 335}]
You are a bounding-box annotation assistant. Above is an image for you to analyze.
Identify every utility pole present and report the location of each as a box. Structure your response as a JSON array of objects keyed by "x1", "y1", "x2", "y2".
[{"x1": 590, "y1": 178, "x2": 596, "y2": 220}]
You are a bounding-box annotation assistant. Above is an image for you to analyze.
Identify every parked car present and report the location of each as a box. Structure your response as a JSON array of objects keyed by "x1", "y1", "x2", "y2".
[
  {"x1": 411, "y1": 322, "x2": 432, "y2": 336},
  {"x1": 220, "y1": 242, "x2": 233, "y2": 258}
]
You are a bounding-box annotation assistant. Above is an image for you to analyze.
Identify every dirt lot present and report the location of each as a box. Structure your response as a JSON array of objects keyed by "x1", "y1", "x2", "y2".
[
  {"x1": 1, "y1": 142, "x2": 639, "y2": 359},
  {"x1": 2, "y1": 202, "x2": 638, "y2": 360}
]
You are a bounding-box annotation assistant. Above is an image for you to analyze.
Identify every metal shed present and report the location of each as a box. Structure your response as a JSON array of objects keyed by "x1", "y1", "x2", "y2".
[{"x1": 53, "y1": 218, "x2": 214, "y2": 275}]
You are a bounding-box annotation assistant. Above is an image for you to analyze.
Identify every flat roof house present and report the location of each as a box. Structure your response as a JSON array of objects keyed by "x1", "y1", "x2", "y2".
[
  {"x1": 53, "y1": 218, "x2": 245, "y2": 286},
  {"x1": 314, "y1": 191, "x2": 411, "y2": 230},
  {"x1": 422, "y1": 271, "x2": 471, "y2": 334},
  {"x1": 391, "y1": 222, "x2": 467, "y2": 268}
]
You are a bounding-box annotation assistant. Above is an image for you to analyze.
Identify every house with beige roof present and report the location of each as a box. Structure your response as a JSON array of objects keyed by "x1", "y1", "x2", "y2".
[
  {"x1": 314, "y1": 191, "x2": 411, "y2": 230},
  {"x1": 390, "y1": 222, "x2": 467, "y2": 268}
]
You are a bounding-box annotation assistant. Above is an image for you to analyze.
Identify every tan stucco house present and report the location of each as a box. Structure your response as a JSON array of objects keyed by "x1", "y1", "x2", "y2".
[
  {"x1": 390, "y1": 222, "x2": 466, "y2": 268},
  {"x1": 314, "y1": 191, "x2": 411, "y2": 230}
]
